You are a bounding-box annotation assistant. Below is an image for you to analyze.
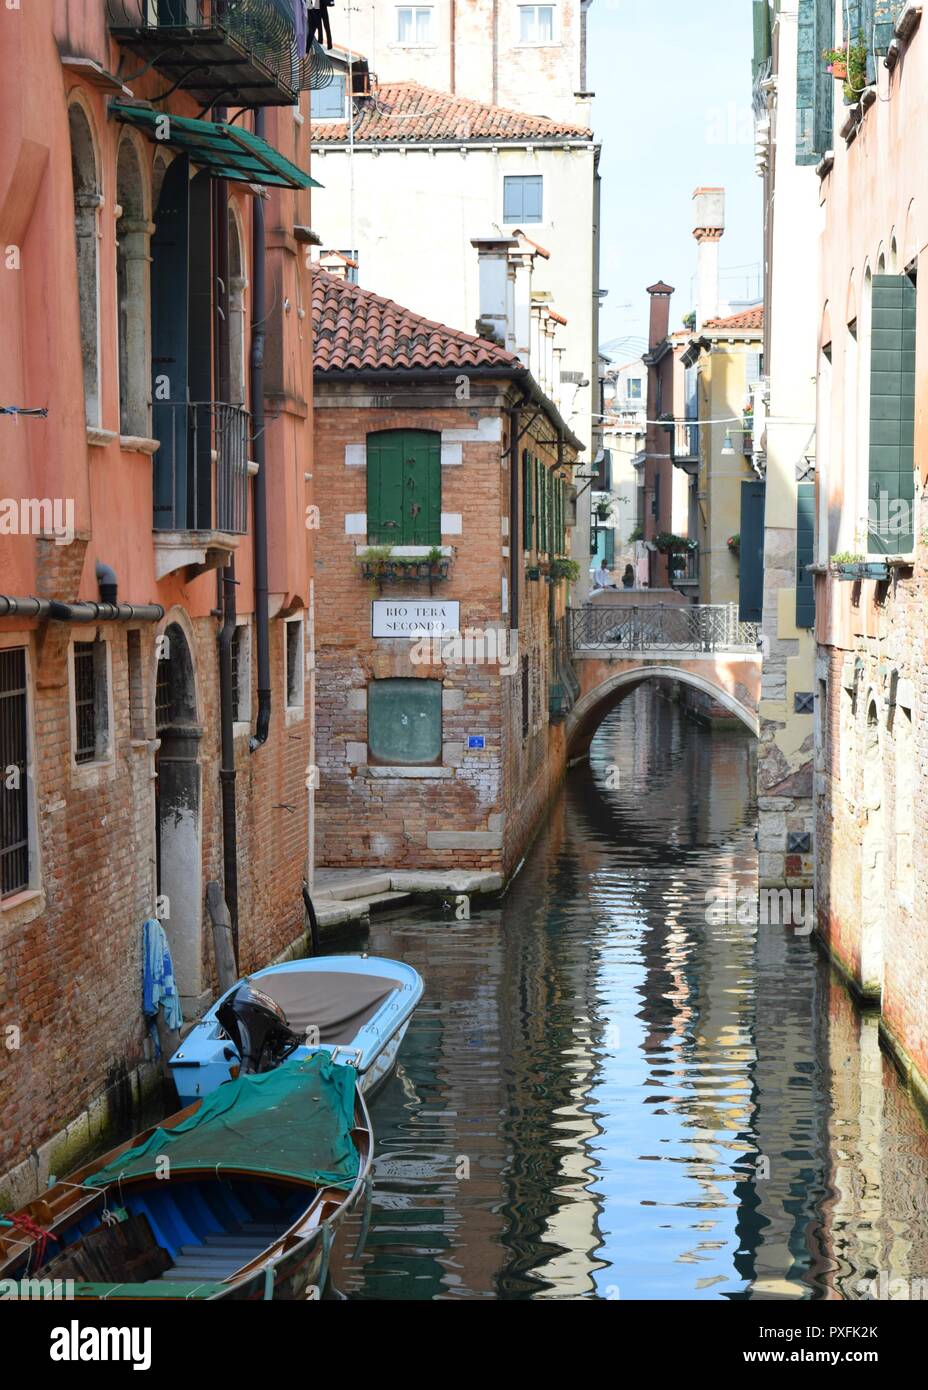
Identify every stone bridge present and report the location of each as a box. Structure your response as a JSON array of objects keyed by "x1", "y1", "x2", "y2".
[{"x1": 566, "y1": 603, "x2": 762, "y2": 757}]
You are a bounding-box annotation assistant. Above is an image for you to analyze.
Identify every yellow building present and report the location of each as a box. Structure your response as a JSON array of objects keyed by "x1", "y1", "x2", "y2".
[{"x1": 681, "y1": 309, "x2": 764, "y2": 607}]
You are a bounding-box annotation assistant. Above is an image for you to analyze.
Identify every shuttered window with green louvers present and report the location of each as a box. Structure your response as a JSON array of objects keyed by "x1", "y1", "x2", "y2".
[
  {"x1": 868, "y1": 275, "x2": 916, "y2": 556},
  {"x1": 796, "y1": 0, "x2": 835, "y2": 165},
  {"x1": 873, "y1": 2, "x2": 906, "y2": 54},
  {"x1": 523, "y1": 449, "x2": 533, "y2": 551},
  {"x1": 366, "y1": 429, "x2": 441, "y2": 545},
  {"x1": 739, "y1": 480, "x2": 766, "y2": 624},
  {"x1": 795, "y1": 483, "x2": 816, "y2": 629}
]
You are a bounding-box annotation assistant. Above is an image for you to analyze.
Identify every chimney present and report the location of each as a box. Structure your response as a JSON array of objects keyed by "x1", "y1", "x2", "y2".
[
  {"x1": 646, "y1": 280, "x2": 675, "y2": 350},
  {"x1": 471, "y1": 236, "x2": 519, "y2": 346},
  {"x1": 692, "y1": 186, "x2": 725, "y2": 330},
  {"x1": 509, "y1": 246, "x2": 536, "y2": 365}
]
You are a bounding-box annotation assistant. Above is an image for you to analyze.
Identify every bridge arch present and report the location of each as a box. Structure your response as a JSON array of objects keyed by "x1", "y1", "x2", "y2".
[{"x1": 566, "y1": 663, "x2": 759, "y2": 759}]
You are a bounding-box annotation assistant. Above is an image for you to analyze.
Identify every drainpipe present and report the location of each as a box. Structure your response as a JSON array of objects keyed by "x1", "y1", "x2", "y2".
[
  {"x1": 0, "y1": 597, "x2": 164, "y2": 622},
  {"x1": 250, "y1": 107, "x2": 271, "y2": 752},
  {"x1": 508, "y1": 403, "x2": 520, "y2": 636},
  {"x1": 214, "y1": 136, "x2": 240, "y2": 954}
]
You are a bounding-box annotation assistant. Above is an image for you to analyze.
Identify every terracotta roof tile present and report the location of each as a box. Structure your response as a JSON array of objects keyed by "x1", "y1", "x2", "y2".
[
  {"x1": 312, "y1": 80, "x2": 593, "y2": 144},
  {"x1": 703, "y1": 306, "x2": 764, "y2": 331},
  {"x1": 312, "y1": 267, "x2": 523, "y2": 374}
]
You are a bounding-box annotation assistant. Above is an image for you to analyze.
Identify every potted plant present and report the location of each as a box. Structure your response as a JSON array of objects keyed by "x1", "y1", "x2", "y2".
[
  {"x1": 629, "y1": 526, "x2": 644, "y2": 544},
  {"x1": 549, "y1": 556, "x2": 581, "y2": 583},
  {"x1": 832, "y1": 551, "x2": 889, "y2": 582},
  {"x1": 822, "y1": 32, "x2": 869, "y2": 104},
  {"x1": 596, "y1": 499, "x2": 613, "y2": 521}
]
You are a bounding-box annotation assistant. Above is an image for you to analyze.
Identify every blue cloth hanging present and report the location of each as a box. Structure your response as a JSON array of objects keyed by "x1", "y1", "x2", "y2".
[{"x1": 142, "y1": 918, "x2": 183, "y2": 1050}]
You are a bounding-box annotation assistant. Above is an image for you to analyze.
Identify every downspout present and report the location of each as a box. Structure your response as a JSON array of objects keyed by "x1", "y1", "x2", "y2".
[
  {"x1": 449, "y1": 0, "x2": 456, "y2": 94},
  {"x1": 508, "y1": 403, "x2": 520, "y2": 636},
  {"x1": 250, "y1": 108, "x2": 272, "y2": 751},
  {"x1": 214, "y1": 139, "x2": 240, "y2": 954}
]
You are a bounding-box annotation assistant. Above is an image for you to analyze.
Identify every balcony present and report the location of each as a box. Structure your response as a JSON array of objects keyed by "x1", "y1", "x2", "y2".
[
  {"x1": 153, "y1": 402, "x2": 249, "y2": 580},
  {"x1": 669, "y1": 545, "x2": 699, "y2": 589},
  {"x1": 107, "y1": 0, "x2": 306, "y2": 107},
  {"x1": 670, "y1": 420, "x2": 699, "y2": 473}
]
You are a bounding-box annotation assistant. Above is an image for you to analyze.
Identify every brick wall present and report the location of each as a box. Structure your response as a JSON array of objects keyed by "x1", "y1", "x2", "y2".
[
  {"x1": 313, "y1": 383, "x2": 570, "y2": 879},
  {"x1": 814, "y1": 564, "x2": 928, "y2": 1094},
  {"x1": 0, "y1": 603, "x2": 308, "y2": 1188}
]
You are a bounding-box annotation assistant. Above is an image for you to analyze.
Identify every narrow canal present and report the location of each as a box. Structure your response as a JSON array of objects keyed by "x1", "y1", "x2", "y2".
[{"x1": 329, "y1": 685, "x2": 928, "y2": 1300}]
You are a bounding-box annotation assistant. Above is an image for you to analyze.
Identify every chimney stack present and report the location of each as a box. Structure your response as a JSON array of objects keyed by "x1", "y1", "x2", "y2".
[
  {"x1": 471, "y1": 236, "x2": 518, "y2": 346},
  {"x1": 646, "y1": 280, "x2": 675, "y2": 350},
  {"x1": 692, "y1": 186, "x2": 725, "y2": 330}
]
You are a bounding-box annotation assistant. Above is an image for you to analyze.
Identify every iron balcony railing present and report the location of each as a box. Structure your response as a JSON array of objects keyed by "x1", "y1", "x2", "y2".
[
  {"x1": 669, "y1": 546, "x2": 699, "y2": 586},
  {"x1": 107, "y1": 1, "x2": 333, "y2": 105},
  {"x1": 670, "y1": 420, "x2": 699, "y2": 464},
  {"x1": 570, "y1": 604, "x2": 759, "y2": 654},
  {"x1": 153, "y1": 401, "x2": 249, "y2": 535}
]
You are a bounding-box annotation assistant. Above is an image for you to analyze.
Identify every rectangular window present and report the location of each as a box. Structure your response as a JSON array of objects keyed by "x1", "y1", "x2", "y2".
[
  {"x1": 232, "y1": 622, "x2": 251, "y2": 725},
  {"x1": 396, "y1": 6, "x2": 433, "y2": 43},
  {"x1": 626, "y1": 378, "x2": 642, "y2": 400},
  {"x1": 73, "y1": 640, "x2": 110, "y2": 765},
  {"x1": 0, "y1": 648, "x2": 29, "y2": 898},
  {"x1": 519, "y1": 4, "x2": 555, "y2": 42},
  {"x1": 367, "y1": 429, "x2": 441, "y2": 545},
  {"x1": 311, "y1": 73, "x2": 347, "y2": 120},
  {"x1": 795, "y1": 482, "x2": 816, "y2": 628},
  {"x1": 868, "y1": 273, "x2": 916, "y2": 555},
  {"x1": 285, "y1": 618, "x2": 304, "y2": 709},
  {"x1": 368, "y1": 678, "x2": 441, "y2": 764},
  {"x1": 503, "y1": 175, "x2": 543, "y2": 224}
]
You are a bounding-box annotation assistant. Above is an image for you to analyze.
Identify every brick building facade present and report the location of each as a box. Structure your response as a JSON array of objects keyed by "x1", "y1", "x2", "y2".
[
  {"x1": 312, "y1": 266, "x2": 580, "y2": 880},
  {"x1": 806, "y1": 3, "x2": 928, "y2": 1106},
  {"x1": 0, "y1": 1, "x2": 316, "y2": 1200}
]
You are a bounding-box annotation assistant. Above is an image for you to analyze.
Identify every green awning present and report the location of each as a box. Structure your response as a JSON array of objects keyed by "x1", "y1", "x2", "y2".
[{"x1": 111, "y1": 104, "x2": 321, "y2": 190}]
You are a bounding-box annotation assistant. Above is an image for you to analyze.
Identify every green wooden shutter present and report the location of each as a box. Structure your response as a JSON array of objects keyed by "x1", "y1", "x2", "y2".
[
  {"x1": 523, "y1": 449, "x2": 533, "y2": 551},
  {"x1": 795, "y1": 483, "x2": 816, "y2": 629},
  {"x1": 753, "y1": 1, "x2": 771, "y2": 79},
  {"x1": 796, "y1": 0, "x2": 834, "y2": 165},
  {"x1": 366, "y1": 432, "x2": 405, "y2": 543},
  {"x1": 868, "y1": 275, "x2": 916, "y2": 555},
  {"x1": 367, "y1": 430, "x2": 441, "y2": 544},
  {"x1": 874, "y1": 2, "x2": 906, "y2": 53},
  {"x1": 739, "y1": 480, "x2": 766, "y2": 623}
]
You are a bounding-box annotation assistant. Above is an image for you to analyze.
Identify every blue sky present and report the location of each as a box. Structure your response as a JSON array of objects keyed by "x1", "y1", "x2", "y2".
[{"x1": 589, "y1": 0, "x2": 761, "y2": 362}]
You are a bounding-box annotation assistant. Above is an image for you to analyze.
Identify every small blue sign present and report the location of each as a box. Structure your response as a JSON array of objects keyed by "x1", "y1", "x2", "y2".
[{"x1": 467, "y1": 735, "x2": 486, "y2": 750}]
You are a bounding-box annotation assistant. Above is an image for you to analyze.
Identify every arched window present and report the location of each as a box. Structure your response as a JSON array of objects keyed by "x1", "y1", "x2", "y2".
[
  {"x1": 366, "y1": 429, "x2": 441, "y2": 545},
  {"x1": 116, "y1": 134, "x2": 152, "y2": 438},
  {"x1": 68, "y1": 102, "x2": 101, "y2": 427}
]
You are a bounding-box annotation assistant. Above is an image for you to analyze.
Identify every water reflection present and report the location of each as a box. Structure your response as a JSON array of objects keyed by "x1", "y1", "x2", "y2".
[{"x1": 329, "y1": 686, "x2": 928, "y2": 1300}]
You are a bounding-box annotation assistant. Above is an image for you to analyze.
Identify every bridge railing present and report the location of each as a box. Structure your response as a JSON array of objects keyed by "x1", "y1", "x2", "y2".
[{"x1": 570, "y1": 604, "x2": 760, "y2": 654}]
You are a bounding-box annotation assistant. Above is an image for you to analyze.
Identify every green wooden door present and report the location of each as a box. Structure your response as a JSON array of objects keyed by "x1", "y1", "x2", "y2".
[{"x1": 367, "y1": 430, "x2": 441, "y2": 545}]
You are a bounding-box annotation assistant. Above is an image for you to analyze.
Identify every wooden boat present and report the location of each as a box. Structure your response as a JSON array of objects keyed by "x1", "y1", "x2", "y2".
[
  {"x1": 0, "y1": 1055, "x2": 371, "y2": 1301},
  {"x1": 169, "y1": 954, "x2": 424, "y2": 1107}
]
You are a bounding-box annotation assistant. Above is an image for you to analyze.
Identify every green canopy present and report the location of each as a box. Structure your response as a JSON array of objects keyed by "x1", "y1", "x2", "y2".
[
  {"x1": 88, "y1": 1055, "x2": 359, "y2": 1192},
  {"x1": 111, "y1": 104, "x2": 322, "y2": 190}
]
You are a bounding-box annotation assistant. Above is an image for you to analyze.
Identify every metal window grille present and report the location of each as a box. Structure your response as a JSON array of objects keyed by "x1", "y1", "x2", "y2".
[
  {"x1": 231, "y1": 625, "x2": 242, "y2": 723},
  {"x1": 0, "y1": 648, "x2": 29, "y2": 897},
  {"x1": 73, "y1": 642, "x2": 99, "y2": 764},
  {"x1": 286, "y1": 620, "x2": 303, "y2": 707},
  {"x1": 156, "y1": 647, "x2": 174, "y2": 729}
]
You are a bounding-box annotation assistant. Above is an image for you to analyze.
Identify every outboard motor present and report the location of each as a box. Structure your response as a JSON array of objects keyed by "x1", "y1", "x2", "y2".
[{"x1": 216, "y1": 981, "x2": 301, "y2": 1075}]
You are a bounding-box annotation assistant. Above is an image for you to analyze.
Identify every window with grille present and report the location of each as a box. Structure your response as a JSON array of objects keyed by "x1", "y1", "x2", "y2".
[
  {"x1": 73, "y1": 640, "x2": 109, "y2": 764},
  {"x1": 0, "y1": 648, "x2": 30, "y2": 897},
  {"x1": 285, "y1": 618, "x2": 304, "y2": 709}
]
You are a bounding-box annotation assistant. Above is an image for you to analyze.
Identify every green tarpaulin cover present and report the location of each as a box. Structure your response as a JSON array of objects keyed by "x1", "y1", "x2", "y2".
[{"x1": 88, "y1": 1055, "x2": 359, "y2": 1192}]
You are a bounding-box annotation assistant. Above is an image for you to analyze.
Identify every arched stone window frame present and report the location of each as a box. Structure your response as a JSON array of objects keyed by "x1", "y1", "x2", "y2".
[
  {"x1": 67, "y1": 93, "x2": 103, "y2": 429},
  {"x1": 115, "y1": 128, "x2": 154, "y2": 442}
]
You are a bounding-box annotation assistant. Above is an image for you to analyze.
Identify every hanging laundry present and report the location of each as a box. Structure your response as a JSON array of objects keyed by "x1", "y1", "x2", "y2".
[{"x1": 142, "y1": 917, "x2": 183, "y2": 1051}]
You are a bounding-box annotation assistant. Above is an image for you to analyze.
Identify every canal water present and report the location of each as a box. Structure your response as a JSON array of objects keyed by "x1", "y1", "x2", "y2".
[{"x1": 329, "y1": 685, "x2": 928, "y2": 1300}]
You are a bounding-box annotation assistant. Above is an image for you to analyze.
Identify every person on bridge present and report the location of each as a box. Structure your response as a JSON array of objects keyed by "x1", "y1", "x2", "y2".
[
  {"x1": 622, "y1": 564, "x2": 635, "y2": 589},
  {"x1": 593, "y1": 562, "x2": 617, "y2": 590}
]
